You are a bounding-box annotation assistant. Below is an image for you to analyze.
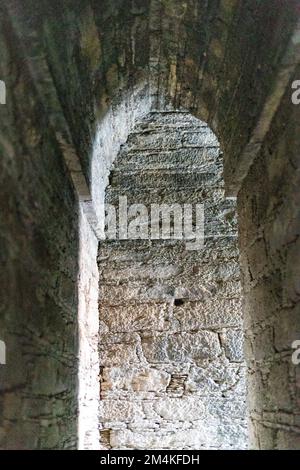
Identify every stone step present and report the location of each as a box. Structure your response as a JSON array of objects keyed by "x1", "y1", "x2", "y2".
[
  {"x1": 124, "y1": 127, "x2": 219, "y2": 152},
  {"x1": 107, "y1": 170, "x2": 222, "y2": 191},
  {"x1": 98, "y1": 260, "x2": 240, "y2": 289},
  {"x1": 106, "y1": 187, "x2": 226, "y2": 205},
  {"x1": 100, "y1": 226, "x2": 237, "y2": 244},
  {"x1": 133, "y1": 111, "x2": 207, "y2": 130},
  {"x1": 98, "y1": 257, "x2": 240, "y2": 285},
  {"x1": 105, "y1": 192, "x2": 235, "y2": 213},
  {"x1": 101, "y1": 198, "x2": 237, "y2": 236},
  {"x1": 115, "y1": 147, "x2": 221, "y2": 171},
  {"x1": 99, "y1": 280, "x2": 241, "y2": 305},
  {"x1": 98, "y1": 236, "x2": 239, "y2": 261}
]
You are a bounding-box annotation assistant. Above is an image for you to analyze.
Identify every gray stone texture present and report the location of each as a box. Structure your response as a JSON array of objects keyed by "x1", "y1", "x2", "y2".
[
  {"x1": 0, "y1": 17, "x2": 79, "y2": 448},
  {"x1": 238, "y1": 67, "x2": 300, "y2": 450},
  {"x1": 0, "y1": 0, "x2": 299, "y2": 450},
  {"x1": 98, "y1": 112, "x2": 247, "y2": 449}
]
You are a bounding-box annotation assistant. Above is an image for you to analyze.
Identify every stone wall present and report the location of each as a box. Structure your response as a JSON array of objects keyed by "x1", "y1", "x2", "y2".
[
  {"x1": 7, "y1": 0, "x2": 296, "y2": 201},
  {"x1": 0, "y1": 17, "x2": 80, "y2": 448},
  {"x1": 98, "y1": 112, "x2": 247, "y2": 449},
  {"x1": 0, "y1": 0, "x2": 299, "y2": 450},
  {"x1": 78, "y1": 205, "x2": 100, "y2": 450},
  {"x1": 238, "y1": 68, "x2": 300, "y2": 449}
]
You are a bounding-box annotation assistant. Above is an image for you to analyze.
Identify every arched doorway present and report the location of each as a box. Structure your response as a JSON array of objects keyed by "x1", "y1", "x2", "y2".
[{"x1": 98, "y1": 110, "x2": 247, "y2": 449}]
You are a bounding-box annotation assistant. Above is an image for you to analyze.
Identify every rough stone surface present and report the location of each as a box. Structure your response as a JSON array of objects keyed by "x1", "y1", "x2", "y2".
[
  {"x1": 98, "y1": 112, "x2": 247, "y2": 450},
  {"x1": 0, "y1": 19, "x2": 79, "y2": 448},
  {"x1": 0, "y1": 0, "x2": 299, "y2": 450},
  {"x1": 78, "y1": 205, "x2": 100, "y2": 450},
  {"x1": 238, "y1": 68, "x2": 300, "y2": 450}
]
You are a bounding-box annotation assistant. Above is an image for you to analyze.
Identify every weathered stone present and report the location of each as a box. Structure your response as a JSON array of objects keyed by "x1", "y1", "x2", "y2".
[
  {"x1": 98, "y1": 113, "x2": 247, "y2": 449},
  {"x1": 100, "y1": 303, "x2": 169, "y2": 333},
  {"x1": 238, "y1": 77, "x2": 300, "y2": 448},
  {"x1": 101, "y1": 366, "x2": 170, "y2": 394},
  {"x1": 220, "y1": 329, "x2": 244, "y2": 362},
  {"x1": 0, "y1": 0, "x2": 298, "y2": 451}
]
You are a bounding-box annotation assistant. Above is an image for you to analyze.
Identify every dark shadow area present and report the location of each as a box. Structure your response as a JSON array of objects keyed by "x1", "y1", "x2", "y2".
[{"x1": 0, "y1": 10, "x2": 80, "y2": 449}]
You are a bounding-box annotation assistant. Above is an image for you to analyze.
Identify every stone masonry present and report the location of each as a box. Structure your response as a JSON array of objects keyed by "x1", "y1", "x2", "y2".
[
  {"x1": 0, "y1": 0, "x2": 299, "y2": 450},
  {"x1": 238, "y1": 70, "x2": 300, "y2": 449},
  {"x1": 98, "y1": 111, "x2": 247, "y2": 449}
]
